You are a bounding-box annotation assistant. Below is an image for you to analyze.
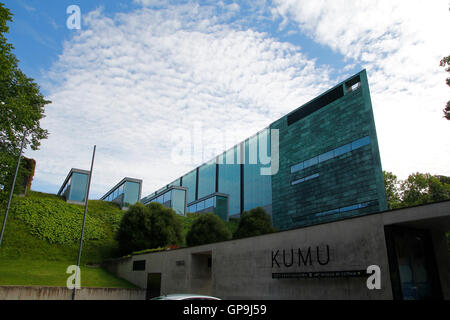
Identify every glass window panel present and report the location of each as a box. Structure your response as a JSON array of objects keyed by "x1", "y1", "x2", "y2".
[
  {"x1": 318, "y1": 150, "x2": 334, "y2": 163},
  {"x1": 303, "y1": 156, "x2": 318, "y2": 169},
  {"x1": 218, "y1": 146, "x2": 241, "y2": 215},
  {"x1": 198, "y1": 160, "x2": 216, "y2": 199},
  {"x1": 182, "y1": 170, "x2": 197, "y2": 203},
  {"x1": 204, "y1": 197, "x2": 214, "y2": 209},
  {"x1": 168, "y1": 178, "x2": 181, "y2": 187},
  {"x1": 334, "y1": 143, "x2": 351, "y2": 157},
  {"x1": 291, "y1": 178, "x2": 304, "y2": 185},
  {"x1": 291, "y1": 162, "x2": 304, "y2": 173},
  {"x1": 196, "y1": 200, "x2": 205, "y2": 211},
  {"x1": 215, "y1": 196, "x2": 228, "y2": 221},
  {"x1": 243, "y1": 130, "x2": 272, "y2": 212},
  {"x1": 351, "y1": 136, "x2": 371, "y2": 150},
  {"x1": 163, "y1": 190, "x2": 172, "y2": 204},
  {"x1": 123, "y1": 181, "x2": 140, "y2": 207},
  {"x1": 340, "y1": 204, "x2": 359, "y2": 213},
  {"x1": 304, "y1": 173, "x2": 320, "y2": 181},
  {"x1": 69, "y1": 172, "x2": 88, "y2": 202},
  {"x1": 171, "y1": 189, "x2": 186, "y2": 215}
]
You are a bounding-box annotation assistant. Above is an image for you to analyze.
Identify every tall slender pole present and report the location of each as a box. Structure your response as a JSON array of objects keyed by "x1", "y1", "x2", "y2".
[
  {"x1": 0, "y1": 131, "x2": 27, "y2": 247},
  {"x1": 72, "y1": 145, "x2": 96, "y2": 300}
]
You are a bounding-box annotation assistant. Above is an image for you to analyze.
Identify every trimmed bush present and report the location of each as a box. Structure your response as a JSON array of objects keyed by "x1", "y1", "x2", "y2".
[
  {"x1": 186, "y1": 213, "x2": 232, "y2": 246},
  {"x1": 117, "y1": 202, "x2": 183, "y2": 255},
  {"x1": 233, "y1": 207, "x2": 275, "y2": 239}
]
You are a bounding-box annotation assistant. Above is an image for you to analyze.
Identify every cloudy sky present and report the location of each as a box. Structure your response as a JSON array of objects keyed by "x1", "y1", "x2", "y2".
[{"x1": 5, "y1": 0, "x2": 450, "y2": 199}]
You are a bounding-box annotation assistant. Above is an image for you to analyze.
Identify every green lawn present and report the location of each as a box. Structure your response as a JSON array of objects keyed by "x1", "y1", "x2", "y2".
[
  {"x1": 0, "y1": 259, "x2": 136, "y2": 288},
  {"x1": 0, "y1": 191, "x2": 136, "y2": 288}
]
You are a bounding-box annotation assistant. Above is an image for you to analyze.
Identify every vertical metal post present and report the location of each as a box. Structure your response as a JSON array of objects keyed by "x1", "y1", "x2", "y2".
[
  {"x1": 0, "y1": 131, "x2": 27, "y2": 247},
  {"x1": 72, "y1": 145, "x2": 96, "y2": 300}
]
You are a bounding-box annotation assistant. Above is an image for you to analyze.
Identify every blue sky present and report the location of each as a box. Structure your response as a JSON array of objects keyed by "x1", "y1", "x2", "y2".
[{"x1": 3, "y1": 0, "x2": 450, "y2": 199}]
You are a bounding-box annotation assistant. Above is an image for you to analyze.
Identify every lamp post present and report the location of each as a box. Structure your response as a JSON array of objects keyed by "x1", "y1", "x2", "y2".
[
  {"x1": 0, "y1": 131, "x2": 27, "y2": 247},
  {"x1": 72, "y1": 145, "x2": 96, "y2": 300}
]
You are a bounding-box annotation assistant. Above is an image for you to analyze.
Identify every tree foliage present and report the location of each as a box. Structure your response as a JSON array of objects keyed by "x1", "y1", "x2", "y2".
[
  {"x1": 383, "y1": 171, "x2": 450, "y2": 209},
  {"x1": 116, "y1": 203, "x2": 183, "y2": 255},
  {"x1": 440, "y1": 55, "x2": 450, "y2": 120},
  {"x1": 0, "y1": 3, "x2": 50, "y2": 199},
  {"x1": 186, "y1": 213, "x2": 232, "y2": 246},
  {"x1": 233, "y1": 207, "x2": 276, "y2": 239}
]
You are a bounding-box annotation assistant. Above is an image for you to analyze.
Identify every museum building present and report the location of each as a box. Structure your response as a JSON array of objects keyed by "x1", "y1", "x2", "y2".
[
  {"x1": 102, "y1": 70, "x2": 449, "y2": 300},
  {"x1": 140, "y1": 69, "x2": 387, "y2": 230}
]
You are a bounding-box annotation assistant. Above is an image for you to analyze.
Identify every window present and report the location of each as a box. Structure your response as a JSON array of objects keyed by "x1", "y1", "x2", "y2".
[
  {"x1": 287, "y1": 85, "x2": 344, "y2": 126},
  {"x1": 351, "y1": 136, "x2": 370, "y2": 150},
  {"x1": 291, "y1": 173, "x2": 319, "y2": 186},
  {"x1": 289, "y1": 136, "x2": 371, "y2": 175},
  {"x1": 218, "y1": 147, "x2": 241, "y2": 216},
  {"x1": 303, "y1": 156, "x2": 318, "y2": 169},
  {"x1": 196, "y1": 200, "x2": 205, "y2": 212},
  {"x1": 291, "y1": 162, "x2": 303, "y2": 173},
  {"x1": 182, "y1": 170, "x2": 197, "y2": 203},
  {"x1": 198, "y1": 161, "x2": 216, "y2": 199},
  {"x1": 205, "y1": 197, "x2": 214, "y2": 209},
  {"x1": 334, "y1": 143, "x2": 351, "y2": 157},
  {"x1": 318, "y1": 150, "x2": 334, "y2": 163},
  {"x1": 345, "y1": 75, "x2": 361, "y2": 93},
  {"x1": 132, "y1": 260, "x2": 146, "y2": 271}
]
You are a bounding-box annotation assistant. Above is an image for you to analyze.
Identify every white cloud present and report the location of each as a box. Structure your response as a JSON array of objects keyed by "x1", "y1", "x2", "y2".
[
  {"x1": 28, "y1": 4, "x2": 332, "y2": 198},
  {"x1": 272, "y1": 0, "x2": 450, "y2": 179}
]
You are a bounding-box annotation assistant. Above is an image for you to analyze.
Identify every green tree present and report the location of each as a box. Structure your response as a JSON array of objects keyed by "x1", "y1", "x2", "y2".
[
  {"x1": 116, "y1": 203, "x2": 183, "y2": 255},
  {"x1": 0, "y1": 3, "x2": 50, "y2": 200},
  {"x1": 186, "y1": 213, "x2": 232, "y2": 246},
  {"x1": 233, "y1": 207, "x2": 276, "y2": 239},
  {"x1": 440, "y1": 55, "x2": 450, "y2": 120},
  {"x1": 383, "y1": 171, "x2": 402, "y2": 209},
  {"x1": 400, "y1": 173, "x2": 450, "y2": 207}
]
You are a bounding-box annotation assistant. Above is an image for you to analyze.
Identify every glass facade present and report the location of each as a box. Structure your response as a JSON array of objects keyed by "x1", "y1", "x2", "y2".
[
  {"x1": 218, "y1": 146, "x2": 241, "y2": 216},
  {"x1": 142, "y1": 187, "x2": 187, "y2": 215},
  {"x1": 198, "y1": 160, "x2": 216, "y2": 200},
  {"x1": 124, "y1": 181, "x2": 141, "y2": 207},
  {"x1": 139, "y1": 70, "x2": 387, "y2": 230},
  {"x1": 102, "y1": 178, "x2": 141, "y2": 209},
  {"x1": 182, "y1": 170, "x2": 197, "y2": 203},
  {"x1": 187, "y1": 194, "x2": 228, "y2": 221},
  {"x1": 243, "y1": 130, "x2": 272, "y2": 213}
]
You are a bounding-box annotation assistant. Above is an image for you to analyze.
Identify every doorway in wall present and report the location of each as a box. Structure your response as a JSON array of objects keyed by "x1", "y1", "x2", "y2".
[
  {"x1": 190, "y1": 251, "x2": 212, "y2": 295},
  {"x1": 385, "y1": 226, "x2": 443, "y2": 300},
  {"x1": 146, "y1": 273, "x2": 162, "y2": 300}
]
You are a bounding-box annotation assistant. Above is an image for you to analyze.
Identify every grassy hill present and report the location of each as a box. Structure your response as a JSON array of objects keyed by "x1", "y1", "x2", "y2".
[{"x1": 0, "y1": 191, "x2": 136, "y2": 288}]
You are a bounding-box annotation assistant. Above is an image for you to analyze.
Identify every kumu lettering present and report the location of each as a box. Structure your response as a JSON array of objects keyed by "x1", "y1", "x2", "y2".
[{"x1": 272, "y1": 245, "x2": 331, "y2": 268}]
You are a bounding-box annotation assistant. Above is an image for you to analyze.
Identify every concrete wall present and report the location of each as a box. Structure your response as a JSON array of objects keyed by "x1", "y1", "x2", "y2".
[
  {"x1": 0, "y1": 286, "x2": 146, "y2": 300},
  {"x1": 104, "y1": 213, "x2": 394, "y2": 300},
  {"x1": 103, "y1": 201, "x2": 450, "y2": 300}
]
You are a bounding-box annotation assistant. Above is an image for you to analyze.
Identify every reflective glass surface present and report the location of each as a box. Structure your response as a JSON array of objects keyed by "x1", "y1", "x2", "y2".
[
  {"x1": 198, "y1": 160, "x2": 216, "y2": 199},
  {"x1": 69, "y1": 172, "x2": 88, "y2": 202},
  {"x1": 243, "y1": 130, "x2": 272, "y2": 211},
  {"x1": 218, "y1": 146, "x2": 241, "y2": 215},
  {"x1": 182, "y1": 170, "x2": 197, "y2": 203},
  {"x1": 124, "y1": 181, "x2": 140, "y2": 207},
  {"x1": 171, "y1": 188, "x2": 186, "y2": 215}
]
